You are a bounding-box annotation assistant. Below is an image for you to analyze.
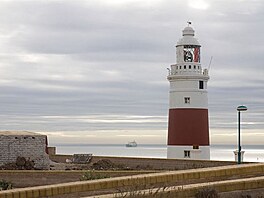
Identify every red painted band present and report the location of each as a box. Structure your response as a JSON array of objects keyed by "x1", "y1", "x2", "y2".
[{"x1": 168, "y1": 108, "x2": 209, "y2": 146}]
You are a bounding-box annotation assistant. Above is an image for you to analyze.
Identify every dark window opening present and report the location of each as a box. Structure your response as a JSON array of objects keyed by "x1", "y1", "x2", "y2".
[
  {"x1": 180, "y1": 66, "x2": 182, "y2": 69},
  {"x1": 199, "y1": 81, "x2": 204, "y2": 89},
  {"x1": 184, "y1": 97, "x2": 190, "y2": 104},
  {"x1": 184, "y1": 150, "x2": 190, "y2": 158},
  {"x1": 189, "y1": 65, "x2": 191, "y2": 69},
  {"x1": 193, "y1": 145, "x2": 199, "y2": 149},
  {"x1": 194, "y1": 65, "x2": 196, "y2": 69},
  {"x1": 184, "y1": 65, "x2": 186, "y2": 69}
]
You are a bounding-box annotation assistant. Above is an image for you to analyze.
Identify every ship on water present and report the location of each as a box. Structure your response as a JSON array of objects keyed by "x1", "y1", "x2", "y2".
[{"x1": 126, "y1": 140, "x2": 137, "y2": 147}]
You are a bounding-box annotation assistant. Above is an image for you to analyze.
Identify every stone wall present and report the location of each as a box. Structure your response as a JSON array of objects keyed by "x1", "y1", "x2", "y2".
[{"x1": 0, "y1": 132, "x2": 50, "y2": 169}]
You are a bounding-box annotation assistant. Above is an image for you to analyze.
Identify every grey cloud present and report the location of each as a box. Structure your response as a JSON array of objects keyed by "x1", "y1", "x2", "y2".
[
  {"x1": 0, "y1": 1, "x2": 174, "y2": 55},
  {"x1": 0, "y1": 0, "x2": 263, "y2": 144}
]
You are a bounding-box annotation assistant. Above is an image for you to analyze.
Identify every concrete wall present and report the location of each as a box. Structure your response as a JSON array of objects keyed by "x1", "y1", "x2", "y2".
[{"x1": 0, "y1": 134, "x2": 49, "y2": 169}]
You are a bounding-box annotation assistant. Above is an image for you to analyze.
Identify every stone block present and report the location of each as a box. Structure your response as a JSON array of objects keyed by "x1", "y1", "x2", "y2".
[
  {"x1": 57, "y1": 186, "x2": 65, "y2": 195},
  {"x1": 19, "y1": 191, "x2": 27, "y2": 198},
  {"x1": 39, "y1": 188, "x2": 46, "y2": 197},
  {"x1": 45, "y1": 187, "x2": 52, "y2": 196},
  {"x1": 63, "y1": 185, "x2": 71, "y2": 194},
  {"x1": 70, "y1": 185, "x2": 77, "y2": 193},
  {"x1": 32, "y1": 189, "x2": 40, "y2": 198},
  {"x1": 52, "y1": 187, "x2": 59, "y2": 196},
  {"x1": 12, "y1": 191, "x2": 20, "y2": 198}
]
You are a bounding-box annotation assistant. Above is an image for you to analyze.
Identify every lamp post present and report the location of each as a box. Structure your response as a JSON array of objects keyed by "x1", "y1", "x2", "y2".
[{"x1": 237, "y1": 105, "x2": 247, "y2": 164}]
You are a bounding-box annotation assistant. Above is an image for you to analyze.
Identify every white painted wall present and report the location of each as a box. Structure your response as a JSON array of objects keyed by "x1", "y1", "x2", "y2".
[
  {"x1": 169, "y1": 90, "x2": 208, "y2": 109},
  {"x1": 176, "y1": 46, "x2": 184, "y2": 63},
  {"x1": 169, "y1": 80, "x2": 208, "y2": 90},
  {"x1": 167, "y1": 145, "x2": 210, "y2": 160}
]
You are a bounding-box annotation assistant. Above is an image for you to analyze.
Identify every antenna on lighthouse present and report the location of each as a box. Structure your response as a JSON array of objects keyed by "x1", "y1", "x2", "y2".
[
  {"x1": 208, "y1": 56, "x2": 213, "y2": 72},
  {"x1": 167, "y1": 68, "x2": 171, "y2": 75}
]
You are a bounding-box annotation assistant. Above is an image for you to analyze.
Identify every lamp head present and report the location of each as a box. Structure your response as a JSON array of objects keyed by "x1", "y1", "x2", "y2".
[{"x1": 237, "y1": 105, "x2": 247, "y2": 112}]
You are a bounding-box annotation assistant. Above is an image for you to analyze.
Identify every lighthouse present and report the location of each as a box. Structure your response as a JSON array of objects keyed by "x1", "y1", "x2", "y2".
[{"x1": 167, "y1": 23, "x2": 210, "y2": 160}]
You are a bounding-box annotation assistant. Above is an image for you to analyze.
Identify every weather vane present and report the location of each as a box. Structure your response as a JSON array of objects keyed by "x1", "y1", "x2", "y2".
[{"x1": 187, "y1": 21, "x2": 192, "y2": 26}]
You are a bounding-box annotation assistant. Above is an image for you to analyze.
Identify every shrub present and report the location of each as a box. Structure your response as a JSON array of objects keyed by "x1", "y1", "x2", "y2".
[
  {"x1": 0, "y1": 180, "x2": 12, "y2": 191},
  {"x1": 0, "y1": 157, "x2": 35, "y2": 170},
  {"x1": 80, "y1": 170, "x2": 110, "y2": 181},
  {"x1": 91, "y1": 159, "x2": 126, "y2": 170}
]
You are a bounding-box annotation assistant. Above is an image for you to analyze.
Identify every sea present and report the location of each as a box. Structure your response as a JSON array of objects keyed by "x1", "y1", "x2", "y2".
[{"x1": 52, "y1": 144, "x2": 264, "y2": 162}]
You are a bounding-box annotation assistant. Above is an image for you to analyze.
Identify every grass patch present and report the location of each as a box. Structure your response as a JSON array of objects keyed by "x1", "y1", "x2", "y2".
[{"x1": 80, "y1": 170, "x2": 110, "y2": 181}]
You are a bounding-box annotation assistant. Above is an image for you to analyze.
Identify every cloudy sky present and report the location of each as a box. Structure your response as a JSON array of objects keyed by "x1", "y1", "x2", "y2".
[{"x1": 0, "y1": 0, "x2": 263, "y2": 145}]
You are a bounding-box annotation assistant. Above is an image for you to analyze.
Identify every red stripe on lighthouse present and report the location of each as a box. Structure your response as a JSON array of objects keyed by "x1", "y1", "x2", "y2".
[
  {"x1": 168, "y1": 108, "x2": 209, "y2": 146},
  {"x1": 194, "y1": 47, "x2": 200, "y2": 62}
]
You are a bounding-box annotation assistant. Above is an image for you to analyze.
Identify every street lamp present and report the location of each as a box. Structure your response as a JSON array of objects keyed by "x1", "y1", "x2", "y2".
[{"x1": 237, "y1": 105, "x2": 247, "y2": 164}]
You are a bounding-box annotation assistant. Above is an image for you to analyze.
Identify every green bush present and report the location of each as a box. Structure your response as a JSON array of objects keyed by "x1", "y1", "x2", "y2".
[
  {"x1": 0, "y1": 180, "x2": 12, "y2": 191},
  {"x1": 80, "y1": 170, "x2": 110, "y2": 181}
]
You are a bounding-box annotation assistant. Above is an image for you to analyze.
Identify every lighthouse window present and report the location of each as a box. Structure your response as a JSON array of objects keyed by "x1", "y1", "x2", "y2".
[
  {"x1": 189, "y1": 65, "x2": 191, "y2": 69},
  {"x1": 184, "y1": 65, "x2": 186, "y2": 69},
  {"x1": 199, "y1": 81, "x2": 204, "y2": 89},
  {"x1": 184, "y1": 97, "x2": 190, "y2": 104},
  {"x1": 183, "y1": 46, "x2": 200, "y2": 63},
  {"x1": 194, "y1": 65, "x2": 196, "y2": 69},
  {"x1": 184, "y1": 150, "x2": 190, "y2": 158},
  {"x1": 179, "y1": 66, "x2": 182, "y2": 69}
]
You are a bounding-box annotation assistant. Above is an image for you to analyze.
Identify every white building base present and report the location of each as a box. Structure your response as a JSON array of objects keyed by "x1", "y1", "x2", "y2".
[
  {"x1": 233, "y1": 150, "x2": 245, "y2": 163},
  {"x1": 167, "y1": 145, "x2": 210, "y2": 160}
]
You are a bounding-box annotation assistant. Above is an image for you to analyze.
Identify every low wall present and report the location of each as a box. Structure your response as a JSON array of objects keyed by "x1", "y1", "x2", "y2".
[
  {"x1": 97, "y1": 176, "x2": 264, "y2": 198},
  {"x1": 50, "y1": 155, "x2": 238, "y2": 170},
  {"x1": 172, "y1": 176, "x2": 264, "y2": 198},
  {"x1": 0, "y1": 163, "x2": 263, "y2": 198}
]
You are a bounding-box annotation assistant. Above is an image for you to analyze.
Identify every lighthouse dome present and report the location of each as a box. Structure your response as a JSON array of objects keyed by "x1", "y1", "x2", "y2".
[
  {"x1": 182, "y1": 26, "x2": 195, "y2": 36},
  {"x1": 177, "y1": 26, "x2": 200, "y2": 46}
]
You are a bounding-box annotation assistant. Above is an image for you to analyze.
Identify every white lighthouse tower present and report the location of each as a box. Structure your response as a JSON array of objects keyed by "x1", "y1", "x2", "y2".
[{"x1": 167, "y1": 23, "x2": 210, "y2": 160}]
